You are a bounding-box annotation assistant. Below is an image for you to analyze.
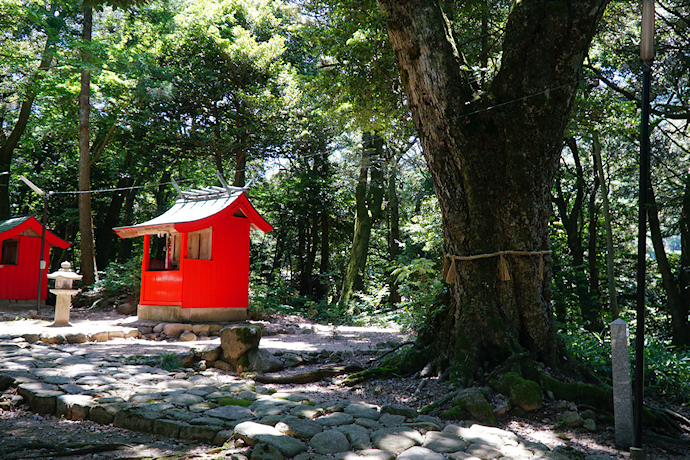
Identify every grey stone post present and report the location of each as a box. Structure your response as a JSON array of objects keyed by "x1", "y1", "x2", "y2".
[{"x1": 611, "y1": 318, "x2": 634, "y2": 449}]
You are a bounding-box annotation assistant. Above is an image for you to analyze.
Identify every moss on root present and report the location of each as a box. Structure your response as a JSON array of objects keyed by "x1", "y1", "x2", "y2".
[
  {"x1": 500, "y1": 372, "x2": 542, "y2": 411},
  {"x1": 442, "y1": 388, "x2": 497, "y2": 426},
  {"x1": 341, "y1": 345, "x2": 428, "y2": 386},
  {"x1": 539, "y1": 373, "x2": 613, "y2": 412}
]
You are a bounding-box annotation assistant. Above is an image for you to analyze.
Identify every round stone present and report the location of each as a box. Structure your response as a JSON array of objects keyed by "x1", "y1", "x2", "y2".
[{"x1": 310, "y1": 429, "x2": 350, "y2": 454}]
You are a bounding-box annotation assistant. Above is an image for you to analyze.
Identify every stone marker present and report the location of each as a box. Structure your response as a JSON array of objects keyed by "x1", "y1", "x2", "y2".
[{"x1": 611, "y1": 318, "x2": 633, "y2": 449}]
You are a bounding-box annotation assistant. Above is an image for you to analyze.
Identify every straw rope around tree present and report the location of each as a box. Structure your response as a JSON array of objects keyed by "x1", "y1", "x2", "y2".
[{"x1": 442, "y1": 249, "x2": 552, "y2": 284}]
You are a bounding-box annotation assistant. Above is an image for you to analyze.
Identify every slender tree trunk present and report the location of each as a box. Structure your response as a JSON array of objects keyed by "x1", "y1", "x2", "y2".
[
  {"x1": 319, "y1": 209, "x2": 330, "y2": 298},
  {"x1": 155, "y1": 170, "x2": 172, "y2": 215},
  {"x1": 78, "y1": 6, "x2": 97, "y2": 285},
  {"x1": 339, "y1": 132, "x2": 385, "y2": 309},
  {"x1": 234, "y1": 149, "x2": 247, "y2": 187},
  {"x1": 552, "y1": 138, "x2": 587, "y2": 324},
  {"x1": 592, "y1": 131, "x2": 619, "y2": 318},
  {"x1": 378, "y1": 0, "x2": 608, "y2": 379},
  {"x1": 0, "y1": 22, "x2": 56, "y2": 219},
  {"x1": 679, "y1": 178, "x2": 690, "y2": 317},
  {"x1": 117, "y1": 180, "x2": 139, "y2": 263},
  {"x1": 648, "y1": 184, "x2": 690, "y2": 346},
  {"x1": 585, "y1": 148, "x2": 602, "y2": 331},
  {"x1": 95, "y1": 175, "x2": 133, "y2": 270},
  {"x1": 388, "y1": 158, "x2": 401, "y2": 306}
]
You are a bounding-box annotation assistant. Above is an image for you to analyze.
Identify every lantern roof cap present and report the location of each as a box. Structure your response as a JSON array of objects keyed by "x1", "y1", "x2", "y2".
[{"x1": 47, "y1": 261, "x2": 83, "y2": 280}]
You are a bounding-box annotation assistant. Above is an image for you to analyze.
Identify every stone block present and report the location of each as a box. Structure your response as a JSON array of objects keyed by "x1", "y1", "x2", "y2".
[
  {"x1": 89, "y1": 331, "x2": 109, "y2": 342},
  {"x1": 163, "y1": 323, "x2": 192, "y2": 338},
  {"x1": 108, "y1": 330, "x2": 126, "y2": 340},
  {"x1": 179, "y1": 423, "x2": 222, "y2": 442},
  {"x1": 153, "y1": 419, "x2": 189, "y2": 438},
  {"x1": 56, "y1": 394, "x2": 95, "y2": 420},
  {"x1": 89, "y1": 403, "x2": 126, "y2": 424},
  {"x1": 220, "y1": 325, "x2": 262, "y2": 363}
]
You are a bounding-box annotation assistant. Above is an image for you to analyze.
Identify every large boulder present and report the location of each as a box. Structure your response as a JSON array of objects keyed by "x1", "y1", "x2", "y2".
[
  {"x1": 238, "y1": 349, "x2": 284, "y2": 373},
  {"x1": 220, "y1": 325, "x2": 262, "y2": 364}
]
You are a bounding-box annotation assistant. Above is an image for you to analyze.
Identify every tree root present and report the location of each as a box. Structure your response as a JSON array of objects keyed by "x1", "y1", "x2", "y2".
[
  {"x1": 368, "y1": 341, "x2": 415, "y2": 365},
  {"x1": 252, "y1": 365, "x2": 364, "y2": 384},
  {"x1": 419, "y1": 389, "x2": 462, "y2": 415},
  {"x1": 12, "y1": 443, "x2": 127, "y2": 458}
]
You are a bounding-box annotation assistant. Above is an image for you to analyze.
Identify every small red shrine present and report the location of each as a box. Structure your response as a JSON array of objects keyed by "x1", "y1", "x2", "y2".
[
  {"x1": 0, "y1": 216, "x2": 70, "y2": 304},
  {"x1": 115, "y1": 185, "x2": 272, "y2": 322}
]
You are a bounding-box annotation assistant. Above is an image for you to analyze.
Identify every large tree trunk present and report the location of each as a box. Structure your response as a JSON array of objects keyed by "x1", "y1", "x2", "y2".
[
  {"x1": 339, "y1": 132, "x2": 385, "y2": 308},
  {"x1": 78, "y1": 6, "x2": 97, "y2": 286},
  {"x1": 378, "y1": 0, "x2": 608, "y2": 380}
]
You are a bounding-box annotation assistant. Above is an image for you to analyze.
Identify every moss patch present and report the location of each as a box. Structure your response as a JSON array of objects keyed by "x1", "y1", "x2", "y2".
[
  {"x1": 217, "y1": 397, "x2": 252, "y2": 407},
  {"x1": 442, "y1": 388, "x2": 496, "y2": 426},
  {"x1": 501, "y1": 372, "x2": 542, "y2": 412}
]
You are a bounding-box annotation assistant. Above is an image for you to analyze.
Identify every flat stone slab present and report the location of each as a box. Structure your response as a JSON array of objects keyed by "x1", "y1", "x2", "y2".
[
  {"x1": 276, "y1": 415, "x2": 323, "y2": 439},
  {"x1": 345, "y1": 402, "x2": 381, "y2": 420},
  {"x1": 397, "y1": 446, "x2": 447, "y2": 460},
  {"x1": 234, "y1": 421, "x2": 307, "y2": 457},
  {"x1": 316, "y1": 412, "x2": 355, "y2": 427},
  {"x1": 206, "y1": 405, "x2": 254, "y2": 421},
  {"x1": 370, "y1": 427, "x2": 423, "y2": 453},
  {"x1": 422, "y1": 431, "x2": 468, "y2": 453},
  {"x1": 334, "y1": 449, "x2": 395, "y2": 460}
]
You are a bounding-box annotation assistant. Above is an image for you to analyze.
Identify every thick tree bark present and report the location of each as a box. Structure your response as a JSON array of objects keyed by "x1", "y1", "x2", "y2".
[
  {"x1": 378, "y1": 0, "x2": 608, "y2": 379},
  {"x1": 339, "y1": 132, "x2": 385, "y2": 309},
  {"x1": 648, "y1": 184, "x2": 690, "y2": 347},
  {"x1": 592, "y1": 131, "x2": 619, "y2": 318},
  {"x1": 78, "y1": 6, "x2": 97, "y2": 285}
]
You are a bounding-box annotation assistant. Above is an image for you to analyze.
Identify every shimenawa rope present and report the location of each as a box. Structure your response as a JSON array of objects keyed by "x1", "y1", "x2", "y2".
[{"x1": 442, "y1": 250, "x2": 552, "y2": 284}]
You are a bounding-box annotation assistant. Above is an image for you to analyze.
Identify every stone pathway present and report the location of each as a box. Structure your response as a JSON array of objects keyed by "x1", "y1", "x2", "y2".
[{"x1": 0, "y1": 338, "x2": 619, "y2": 459}]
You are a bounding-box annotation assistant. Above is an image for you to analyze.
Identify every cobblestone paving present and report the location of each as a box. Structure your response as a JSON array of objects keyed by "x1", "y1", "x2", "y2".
[{"x1": 0, "y1": 337, "x2": 618, "y2": 459}]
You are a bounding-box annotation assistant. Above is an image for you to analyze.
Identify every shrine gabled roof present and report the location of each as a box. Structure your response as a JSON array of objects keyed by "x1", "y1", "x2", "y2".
[
  {"x1": 114, "y1": 186, "x2": 272, "y2": 238},
  {"x1": 0, "y1": 215, "x2": 70, "y2": 248},
  {"x1": 0, "y1": 216, "x2": 30, "y2": 235}
]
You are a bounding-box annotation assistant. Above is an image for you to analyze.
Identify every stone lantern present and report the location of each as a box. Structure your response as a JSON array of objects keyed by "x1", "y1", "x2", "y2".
[{"x1": 47, "y1": 261, "x2": 82, "y2": 326}]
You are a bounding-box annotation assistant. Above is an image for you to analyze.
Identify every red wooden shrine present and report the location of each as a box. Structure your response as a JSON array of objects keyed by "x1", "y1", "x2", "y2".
[
  {"x1": 0, "y1": 216, "x2": 70, "y2": 304},
  {"x1": 115, "y1": 185, "x2": 272, "y2": 322}
]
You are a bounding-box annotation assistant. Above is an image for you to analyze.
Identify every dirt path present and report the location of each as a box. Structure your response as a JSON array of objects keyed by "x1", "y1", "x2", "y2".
[{"x1": 1, "y1": 306, "x2": 688, "y2": 459}]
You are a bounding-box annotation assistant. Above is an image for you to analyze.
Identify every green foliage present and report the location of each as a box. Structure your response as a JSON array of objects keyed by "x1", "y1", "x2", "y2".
[
  {"x1": 643, "y1": 340, "x2": 690, "y2": 403},
  {"x1": 93, "y1": 258, "x2": 142, "y2": 297},
  {"x1": 560, "y1": 328, "x2": 613, "y2": 378},
  {"x1": 390, "y1": 258, "x2": 446, "y2": 332},
  {"x1": 561, "y1": 327, "x2": 690, "y2": 404}
]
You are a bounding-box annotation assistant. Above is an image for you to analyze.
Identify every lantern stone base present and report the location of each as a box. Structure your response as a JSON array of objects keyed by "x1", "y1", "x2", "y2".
[{"x1": 137, "y1": 304, "x2": 247, "y2": 323}]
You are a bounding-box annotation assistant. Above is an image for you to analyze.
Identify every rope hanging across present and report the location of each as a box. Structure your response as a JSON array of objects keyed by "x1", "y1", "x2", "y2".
[{"x1": 442, "y1": 250, "x2": 552, "y2": 284}]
